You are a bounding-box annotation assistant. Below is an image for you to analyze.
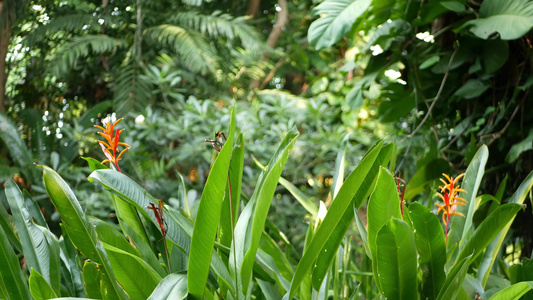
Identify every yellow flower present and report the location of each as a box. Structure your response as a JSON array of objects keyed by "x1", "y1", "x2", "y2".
[{"x1": 95, "y1": 118, "x2": 130, "y2": 172}]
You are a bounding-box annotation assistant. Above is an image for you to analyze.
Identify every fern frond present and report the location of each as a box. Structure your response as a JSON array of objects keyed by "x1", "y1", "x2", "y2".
[
  {"x1": 181, "y1": 0, "x2": 207, "y2": 6},
  {"x1": 112, "y1": 61, "x2": 152, "y2": 114},
  {"x1": 144, "y1": 25, "x2": 218, "y2": 75},
  {"x1": 49, "y1": 34, "x2": 125, "y2": 76},
  {"x1": 169, "y1": 11, "x2": 263, "y2": 50},
  {"x1": 25, "y1": 14, "x2": 100, "y2": 46}
]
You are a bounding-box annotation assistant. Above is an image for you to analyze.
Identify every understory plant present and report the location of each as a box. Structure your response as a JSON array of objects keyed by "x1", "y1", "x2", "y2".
[{"x1": 1, "y1": 107, "x2": 533, "y2": 299}]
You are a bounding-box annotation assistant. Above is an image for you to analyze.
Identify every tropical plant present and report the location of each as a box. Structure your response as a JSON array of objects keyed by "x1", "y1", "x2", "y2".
[{"x1": 2, "y1": 107, "x2": 533, "y2": 299}]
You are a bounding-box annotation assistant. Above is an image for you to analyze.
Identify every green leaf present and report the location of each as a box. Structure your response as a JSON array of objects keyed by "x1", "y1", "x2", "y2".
[
  {"x1": 481, "y1": 39, "x2": 509, "y2": 74},
  {"x1": 507, "y1": 129, "x2": 533, "y2": 163},
  {"x1": 455, "y1": 203, "x2": 522, "y2": 264},
  {"x1": 453, "y1": 79, "x2": 490, "y2": 99},
  {"x1": 83, "y1": 261, "x2": 102, "y2": 299},
  {"x1": 409, "y1": 203, "x2": 446, "y2": 300},
  {"x1": 240, "y1": 127, "x2": 299, "y2": 293},
  {"x1": 0, "y1": 112, "x2": 35, "y2": 180},
  {"x1": 0, "y1": 203, "x2": 22, "y2": 253},
  {"x1": 102, "y1": 242, "x2": 162, "y2": 300},
  {"x1": 219, "y1": 133, "x2": 244, "y2": 248},
  {"x1": 59, "y1": 234, "x2": 85, "y2": 297},
  {"x1": 188, "y1": 106, "x2": 236, "y2": 298},
  {"x1": 41, "y1": 166, "x2": 128, "y2": 300},
  {"x1": 82, "y1": 157, "x2": 108, "y2": 172},
  {"x1": 29, "y1": 268, "x2": 58, "y2": 300},
  {"x1": 308, "y1": 0, "x2": 372, "y2": 49},
  {"x1": 404, "y1": 158, "x2": 450, "y2": 201},
  {"x1": 367, "y1": 167, "x2": 402, "y2": 291},
  {"x1": 447, "y1": 145, "x2": 489, "y2": 248},
  {"x1": 367, "y1": 167, "x2": 402, "y2": 260},
  {"x1": 278, "y1": 177, "x2": 318, "y2": 218},
  {"x1": 147, "y1": 274, "x2": 187, "y2": 300},
  {"x1": 285, "y1": 140, "x2": 384, "y2": 299},
  {"x1": 375, "y1": 218, "x2": 418, "y2": 300},
  {"x1": 436, "y1": 254, "x2": 473, "y2": 300},
  {"x1": 5, "y1": 179, "x2": 61, "y2": 293},
  {"x1": 312, "y1": 142, "x2": 393, "y2": 290},
  {"x1": 144, "y1": 25, "x2": 218, "y2": 75},
  {"x1": 488, "y1": 282, "x2": 533, "y2": 300},
  {"x1": 0, "y1": 220, "x2": 30, "y2": 299},
  {"x1": 464, "y1": 0, "x2": 533, "y2": 40}
]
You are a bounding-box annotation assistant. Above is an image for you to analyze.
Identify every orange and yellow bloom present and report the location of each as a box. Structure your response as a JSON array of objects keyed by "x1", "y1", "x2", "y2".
[
  {"x1": 435, "y1": 173, "x2": 467, "y2": 240},
  {"x1": 95, "y1": 118, "x2": 130, "y2": 172}
]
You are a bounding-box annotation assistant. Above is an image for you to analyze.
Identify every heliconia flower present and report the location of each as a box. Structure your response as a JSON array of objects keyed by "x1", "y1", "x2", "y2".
[
  {"x1": 95, "y1": 118, "x2": 130, "y2": 172},
  {"x1": 435, "y1": 173, "x2": 467, "y2": 242}
]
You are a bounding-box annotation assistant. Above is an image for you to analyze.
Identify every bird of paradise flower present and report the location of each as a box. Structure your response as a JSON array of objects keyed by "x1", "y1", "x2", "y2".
[
  {"x1": 95, "y1": 118, "x2": 130, "y2": 172},
  {"x1": 435, "y1": 173, "x2": 467, "y2": 243}
]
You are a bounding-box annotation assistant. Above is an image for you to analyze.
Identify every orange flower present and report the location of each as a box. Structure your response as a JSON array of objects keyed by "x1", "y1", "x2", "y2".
[
  {"x1": 435, "y1": 173, "x2": 466, "y2": 241},
  {"x1": 95, "y1": 118, "x2": 130, "y2": 172}
]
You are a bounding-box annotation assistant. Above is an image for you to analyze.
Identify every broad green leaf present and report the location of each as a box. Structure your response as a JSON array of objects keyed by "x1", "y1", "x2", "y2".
[
  {"x1": 478, "y1": 171, "x2": 533, "y2": 287},
  {"x1": 5, "y1": 179, "x2": 61, "y2": 293},
  {"x1": 436, "y1": 254, "x2": 473, "y2": 300},
  {"x1": 481, "y1": 39, "x2": 509, "y2": 74},
  {"x1": 219, "y1": 133, "x2": 244, "y2": 248},
  {"x1": 260, "y1": 233, "x2": 294, "y2": 282},
  {"x1": 29, "y1": 268, "x2": 58, "y2": 300},
  {"x1": 453, "y1": 79, "x2": 490, "y2": 99},
  {"x1": 285, "y1": 140, "x2": 384, "y2": 299},
  {"x1": 240, "y1": 127, "x2": 299, "y2": 293},
  {"x1": 88, "y1": 171, "x2": 191, "y2": 256},
  {"x1": 331, "y1": 134, "x2": 350, "y2": 199},
  {"x1": 447, "y1": 145, "x2": 488, "y2": 248},
  {"x1": 404, "y1": 158, "x2": 450, "y2": 201},
  {"x1": 488, "y1": 281, "x2": 533, "y2": 300},
  {"x1": 83, "y1": 261, "x2": 102, "y2": 299},
  {"x1": 464, "y1": 0, "x2": 533, "y2": 40},
  {"x1": 0, "y1": 203, "x2": 22, "y2": 252},
  {"x1": 110, "y1": 193, "x2": 151, "y2": 252},
  {"x1": 22, "y1": 190, "x2": 47, "y2": 228},
  {"x1": 147, "y1": 274, "x2": 187, "y2": 300},
  {"x1": 455, "y1": 203, "x2": 522, "y2": 264},
  {"x1": 41, "y1": 166, "x2": 127, "y2": 300},
  {"x1": 90, "y1": 217, "x2": 141, "y2": 257},
  {"x1": 367, "y1": 167, "x2": 402, "y2": 291},
  {"x1": 409, "y1": 203, "x2": 446, "y2": 300},
  {"x1": 0, "y1": 221, "x2": 30, "y2": 299},
  {"x1": 59, "y1": 235, "x2": 85, "y2": 297},
  {"x1": 278, "y1": 176, "x2": 318, "y2": 218},
  {"x1": 82, "y1": 157, "x2": 108, "y2": 171},
  {"x1": 312, "y1": 142, "x2": 393, "y2": 290},
  {"x1": 254, "y1": 156, "x2": 318, "y2": 218},
  {"x1": 88, "y1": 169, "x2": 231, "y2": 290},
  {"x1": 507, "y1": 129, "x2": 533, "y2": 163},
  {"x1": 376, "y1": 218, "x2": 418, "y2": 300},
  {"x1": 102, "y1": 242, "x2": 162, "y2": 300},
  {"x1": 187, "y1": 106, "x2": 235, "y2": 299},
  {"x1": 308, "y1": 0, "x2": 372, "y2": 50}
]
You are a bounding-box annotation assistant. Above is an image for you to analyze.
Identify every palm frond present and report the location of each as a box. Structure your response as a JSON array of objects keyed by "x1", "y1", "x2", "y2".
[
  {"x1": 25, "y1": 14, "x2": 99, "y2": 47},
  {"x1": 48, "y1": 34, "x2": 125, "y2": 76},
  {"x1": 144, "y1": 25, "x2": 218, "y2": 75},
  {"x1": 169, "y1": 11, "x2": 263, "y2": 50},
  {"x1": 112, "y1": 60, "x2": 152, "y2": 114}
]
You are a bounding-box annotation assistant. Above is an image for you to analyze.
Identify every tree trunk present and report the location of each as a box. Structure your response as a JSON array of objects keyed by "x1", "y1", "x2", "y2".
[
  {"x1": 246, "y1": 0, "x2": 261, "y2": 19},
  {"x1": 0, "y1": 0, "x2": 7, "y2": 113},
  {"x1": 249, "y1": 0, "x2": 289, "y2": 90}
]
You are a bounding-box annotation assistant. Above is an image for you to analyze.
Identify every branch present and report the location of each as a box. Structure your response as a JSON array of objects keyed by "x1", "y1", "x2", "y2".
[{"x1": 409, "y1": 47, "x2": 458, "y2": 137}]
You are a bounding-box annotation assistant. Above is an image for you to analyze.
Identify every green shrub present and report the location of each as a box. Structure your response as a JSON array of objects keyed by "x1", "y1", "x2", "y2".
[{"x1": 2, "y1": 107, "x2": 533, "y2": 299}]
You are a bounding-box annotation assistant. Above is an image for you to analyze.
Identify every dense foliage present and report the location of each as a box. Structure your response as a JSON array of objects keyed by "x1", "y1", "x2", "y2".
[{"x1": 1, "y1": 0, "x2": 533, "y2": 298}]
